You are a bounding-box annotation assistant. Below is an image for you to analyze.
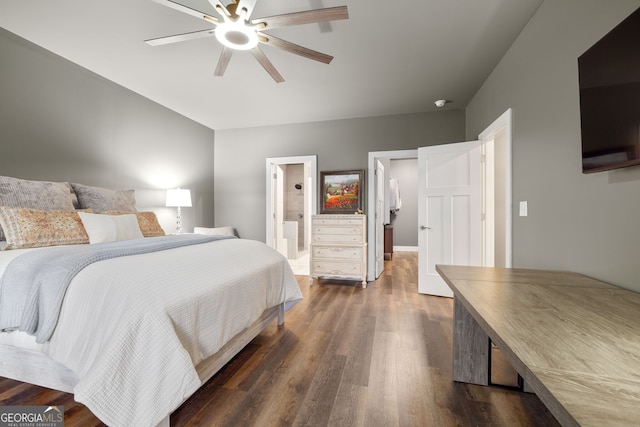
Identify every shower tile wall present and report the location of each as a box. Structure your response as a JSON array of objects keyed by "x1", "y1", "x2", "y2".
[{"x1": 284, "y1": 164, "x2": 304, "y2": 249}]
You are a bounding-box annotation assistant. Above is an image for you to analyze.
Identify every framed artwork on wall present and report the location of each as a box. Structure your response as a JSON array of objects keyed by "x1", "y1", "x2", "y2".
[{"x1": 320, "y1": 169, "x2": 365, "y2": 214}]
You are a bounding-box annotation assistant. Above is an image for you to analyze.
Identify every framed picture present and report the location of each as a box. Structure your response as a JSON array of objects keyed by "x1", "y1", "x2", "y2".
[{"x1": 320, "y1": 169, "x2": 365, "y2": 214}]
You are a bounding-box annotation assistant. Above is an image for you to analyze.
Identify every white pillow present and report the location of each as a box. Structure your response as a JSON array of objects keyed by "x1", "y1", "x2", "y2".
[
  {"x1": 78, "y1": 212, "x2": 144, "y2": 244},
  {"x1": 194, "y1": 226, "x2": 235, "y2": 236}
]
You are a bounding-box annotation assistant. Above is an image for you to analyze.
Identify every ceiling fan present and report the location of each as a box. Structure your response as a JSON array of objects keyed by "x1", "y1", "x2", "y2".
[{"x1": 146, "y1": 0, "x2": 349, "y2": 82}]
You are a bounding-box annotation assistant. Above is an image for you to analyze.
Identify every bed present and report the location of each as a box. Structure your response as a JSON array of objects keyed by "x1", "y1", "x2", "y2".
[{"x1": 0, "y1": 176, "x2": 303, "y2": 426}]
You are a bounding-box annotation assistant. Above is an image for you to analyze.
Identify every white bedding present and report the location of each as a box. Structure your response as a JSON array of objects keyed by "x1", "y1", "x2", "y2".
[
  {"x1": 0, "y1": 248, "x2": 45, "y2": 352},
  {"x1": 0, "y1": 238, "x2": 302, "y2": 427}
]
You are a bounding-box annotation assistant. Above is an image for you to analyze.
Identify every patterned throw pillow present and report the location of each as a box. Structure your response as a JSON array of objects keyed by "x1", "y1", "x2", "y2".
[
  {"x1": 0, "y1": 207, "x2": 89, "y2": 250},
  {"x1": 134, "y1": 212, "x2": 166, "y2": 237},
  {"x1": 0, "y1": 176, "x2": 76, "y2": 241},
  {"x1": 103, "y1": 211, "x2": 166, "y2": 237},
  {"x1": 71, "y1": 183, "x2": 137, "y2": 212}
]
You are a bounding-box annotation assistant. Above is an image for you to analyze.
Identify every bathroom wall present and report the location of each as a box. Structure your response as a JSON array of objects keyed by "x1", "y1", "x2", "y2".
[{"x1": 284, "y1": 163, "x2": 305, "y2": 249}]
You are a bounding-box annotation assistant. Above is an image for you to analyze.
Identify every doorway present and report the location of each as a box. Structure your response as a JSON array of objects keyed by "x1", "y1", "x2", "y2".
[
  {"x1": 478, "y1": 109, "x2": 512, "y2": 268},
  {"x1": 266, "y1": 156, "x2": 317, "y2": 275},
  {"x1": 367, "y1": 150, "x2": 418, "y2": 281},
  {"x1": 366, "y1": 108, "x2": 513, "y2": 287}
]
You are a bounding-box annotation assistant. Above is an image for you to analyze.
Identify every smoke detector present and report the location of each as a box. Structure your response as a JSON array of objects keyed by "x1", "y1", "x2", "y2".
[{"x1": 435, "y1": 99, "x2": 447, "y2": 108}]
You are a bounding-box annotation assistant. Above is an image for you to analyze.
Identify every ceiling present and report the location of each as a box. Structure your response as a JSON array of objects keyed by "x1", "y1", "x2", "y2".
[{"x1": 0, "y1": 0, "x2": 542, "y2": 130}]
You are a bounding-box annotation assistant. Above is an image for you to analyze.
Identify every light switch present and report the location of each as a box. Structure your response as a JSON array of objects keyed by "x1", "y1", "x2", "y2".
[{"x1": 519, "y1": 201, "x2": 528, "y2": 217}]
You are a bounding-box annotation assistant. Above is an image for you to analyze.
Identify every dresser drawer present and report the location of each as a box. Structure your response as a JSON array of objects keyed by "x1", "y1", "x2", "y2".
[
  {"x1": 312, "y1": 233, "x2": 363, "y2": 244},
  {"x1": 312, "y1": 226, "x2": 362, "y2": 235},
  {"x1": 311, "y1": 260, "x2": 363, "y2": 277},
  {"x1": 312, "y1": 217, "x2": 364, "y2": 226},
  {"x1": 312, "y1": 245, "x2": 363, "y2": 260}
]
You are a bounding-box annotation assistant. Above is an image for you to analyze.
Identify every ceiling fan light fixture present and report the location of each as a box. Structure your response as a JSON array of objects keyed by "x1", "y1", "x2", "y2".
[
  {"x1": 149, "y1": 0, "x2": 350, "y2": 81},
  {"x1": 215, "y1": 22, "x2": 259, "y2": 50}
]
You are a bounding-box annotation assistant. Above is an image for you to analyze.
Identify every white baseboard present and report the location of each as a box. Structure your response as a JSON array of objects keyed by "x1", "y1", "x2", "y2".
[{"x1": 393, "y1": 246, "x2": 418, "y2": 252}]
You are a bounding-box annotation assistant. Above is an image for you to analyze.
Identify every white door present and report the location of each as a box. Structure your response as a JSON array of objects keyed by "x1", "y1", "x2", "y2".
[
  {"x1": 375, "y1": 160, "x2": 385, "y2": 277},
  {"x1": 418, "y1": 141, "x2": 482, "y2": 297}
]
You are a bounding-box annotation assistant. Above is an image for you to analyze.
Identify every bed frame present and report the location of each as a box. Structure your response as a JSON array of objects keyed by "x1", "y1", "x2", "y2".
[{"x1": 0, "y1": 303, "x2": 285, "y2": 427}]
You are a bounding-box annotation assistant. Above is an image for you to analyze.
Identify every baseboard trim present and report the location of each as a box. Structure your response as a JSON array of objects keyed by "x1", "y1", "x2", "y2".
[{"x1": 393, "y1": 246, "x2": 418, "y2": 252}]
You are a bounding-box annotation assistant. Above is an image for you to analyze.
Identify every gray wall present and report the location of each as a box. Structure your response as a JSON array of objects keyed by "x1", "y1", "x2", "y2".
[
  {"x1": 0, "y1": 28, "x2": 216, "y2": 233},
  {"x1": 389, "y1": 159, "x2": 418, "y2": 247},
  {"x1": 466, "y1": 0, "x2": 640, "y2": 291},
  {"x1": 214, "y1": 111, "x2": 465, "y2": 241}
]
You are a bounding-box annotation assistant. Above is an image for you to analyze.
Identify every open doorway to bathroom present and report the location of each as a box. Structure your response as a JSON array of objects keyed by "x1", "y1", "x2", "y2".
[{"x1": 266, "y1": 156, "x2": 317, "y2": 275}]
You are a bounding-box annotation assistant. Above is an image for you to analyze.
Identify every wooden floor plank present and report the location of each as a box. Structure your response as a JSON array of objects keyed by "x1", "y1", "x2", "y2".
[
  {"x1": 365, "y1": 330, "x2": 400, "y2": 427},
  {"x1": 0, "y1": 252, "x2": 560, "y2": 427},
  {"x1": 292, "y1": 353, "x2": 347, "y2": 426},
  {"x1": 326, "y1": 382, "x2": 367, "y2": 427}
]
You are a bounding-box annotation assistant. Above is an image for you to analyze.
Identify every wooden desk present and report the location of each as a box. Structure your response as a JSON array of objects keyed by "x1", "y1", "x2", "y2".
[{"x1": 436, "y1": 265, "x2": 640, "y2": 427}]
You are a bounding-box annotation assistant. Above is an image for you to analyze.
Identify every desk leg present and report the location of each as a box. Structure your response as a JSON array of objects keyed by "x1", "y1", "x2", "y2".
[{"x1": 453, "y1": 298, "x2": 490, "y2": 385}]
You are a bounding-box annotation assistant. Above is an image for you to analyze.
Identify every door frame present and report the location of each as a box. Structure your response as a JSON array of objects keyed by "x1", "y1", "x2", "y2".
[
  {"x1": 265, "y1": 155, "x2": 318, "y2": 249},
  {"x1": 367, "y1": 149, "x2": 417, "y2": 282},
  {"x1": 375, "y1": 159, "x2": 385, "y2": 278},
  {"x1": 478, "y1": 108, "x2": 513, "y2": 268}
]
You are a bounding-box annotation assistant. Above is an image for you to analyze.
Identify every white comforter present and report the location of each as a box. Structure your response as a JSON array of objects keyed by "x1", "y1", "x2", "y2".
[{"x1": 0, "y1": 238, "x2": 302, "y2": 427}]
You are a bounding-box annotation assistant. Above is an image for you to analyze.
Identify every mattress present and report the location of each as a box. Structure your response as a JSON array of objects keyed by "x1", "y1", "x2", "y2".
[{"x1": 0, "y1": 237, "x2": 302, "y2": 426}]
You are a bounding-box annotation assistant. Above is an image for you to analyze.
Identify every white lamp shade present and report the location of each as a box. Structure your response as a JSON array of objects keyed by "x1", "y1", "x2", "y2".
[{"x1": 166, "y1": 188, "x2": 192, "y2": 207}]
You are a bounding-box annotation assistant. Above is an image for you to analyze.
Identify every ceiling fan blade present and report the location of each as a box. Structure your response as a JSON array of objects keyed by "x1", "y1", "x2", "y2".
[
  {"x1": 207, "y1": 0, "x2": 230, "y2": 18},
  {"x1": 152, "y1": 0, "x2": 216, "y2": 22},
  {"x1": 237, "y1": 0, "x2": 258, "y2": 19},
  {"x1": 250, "y1": 47, "x2": 284, "y2": 83},
  {"x1": 214, "y1": 47, "x2": 234, "y2": 76},
  {"x1": 145, "y1": 29, "x2": 216, "y2": 46},
  {"x1": 255, "y1": 6, "x2": 348, "y2": 30},
  {"x1": 260, "y1": 34, "x2": 333, "y2": 64}
]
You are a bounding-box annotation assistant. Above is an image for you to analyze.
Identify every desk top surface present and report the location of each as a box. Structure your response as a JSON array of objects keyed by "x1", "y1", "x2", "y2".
[{"x1": 436, "y1": 265, "x2": 640, "y2": 427}]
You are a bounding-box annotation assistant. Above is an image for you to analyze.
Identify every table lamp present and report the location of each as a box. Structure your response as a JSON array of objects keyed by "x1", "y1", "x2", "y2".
[{"x1": 166, "y1": 188, "x2": 192, "y2": 233}]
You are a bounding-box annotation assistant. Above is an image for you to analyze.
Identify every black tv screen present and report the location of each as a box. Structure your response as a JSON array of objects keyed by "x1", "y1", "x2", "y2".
[{"x1": 578, "y1": 7, "x2": 640, "y2": 173}]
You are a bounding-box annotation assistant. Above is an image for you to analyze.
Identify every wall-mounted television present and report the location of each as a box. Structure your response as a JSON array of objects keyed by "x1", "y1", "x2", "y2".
[{"x1": 578, "y1": 7, "x2": 640, "y2": 173}]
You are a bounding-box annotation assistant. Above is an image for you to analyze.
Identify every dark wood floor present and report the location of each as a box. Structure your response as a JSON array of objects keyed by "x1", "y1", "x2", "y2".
[{"x1": 0, "y1": 252, "x2": 560, "y2": 426}]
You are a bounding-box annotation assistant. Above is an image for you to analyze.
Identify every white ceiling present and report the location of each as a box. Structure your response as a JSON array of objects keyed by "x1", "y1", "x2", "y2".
[{"x1": 0, "y1": 0, "x2": 542, "y2": 130}]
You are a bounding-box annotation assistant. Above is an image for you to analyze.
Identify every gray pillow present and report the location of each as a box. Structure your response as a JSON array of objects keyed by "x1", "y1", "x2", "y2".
[
  {"x1": 0, "y1": 176, "x2": 76, "y2": 241},
  {"x1": 71, "y1": 183, "x2": 137, "y2": 212}
]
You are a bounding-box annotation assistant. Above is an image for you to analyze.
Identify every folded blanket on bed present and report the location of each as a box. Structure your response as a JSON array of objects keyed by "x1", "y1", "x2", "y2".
[{"x1": 0, "y1": 234, "x2": 233, "y2": 343}]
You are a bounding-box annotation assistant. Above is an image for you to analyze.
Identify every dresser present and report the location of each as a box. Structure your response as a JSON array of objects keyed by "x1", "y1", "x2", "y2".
[{"x1": 310, "y1": 214, "x2": 367, "y2": 287}]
